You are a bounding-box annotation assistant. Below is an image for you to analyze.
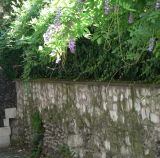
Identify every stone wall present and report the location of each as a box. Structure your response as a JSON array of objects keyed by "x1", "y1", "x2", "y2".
[
  {"x1": 0, "y1": 72, "x2": 16, "y2": 127},
  {"x1": 16, "y1": 80, "x2": 160, "y2": 158}
]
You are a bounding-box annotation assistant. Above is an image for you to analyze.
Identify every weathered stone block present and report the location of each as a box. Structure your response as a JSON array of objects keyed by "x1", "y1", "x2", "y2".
[
  {"x1": 150, "y1": 113, "x2": 159, "y2": 124},
  {"x1": 67, "y1": 135, "x2": 83, "y2": 147},
  {"x1": 5, "y1": 108, "x2": 17, "y2": 119},
  {"x1": 3, "y1": 119, "x2": 9, "y2": 127},
  {"x1": 0, "y1": 135, "x2": 10, "y2": 148},
  {"x1": 0, "y1": 127, "x2": 11, "y2": 148}
]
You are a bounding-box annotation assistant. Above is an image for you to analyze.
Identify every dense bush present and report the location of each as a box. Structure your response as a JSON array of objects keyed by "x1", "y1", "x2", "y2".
[
  {"x1": 0, "y1": 0, "x2": 160, "y2": 82},
  {"x1": 0, "y1": 0, "x2": 23, "y2": 79}
]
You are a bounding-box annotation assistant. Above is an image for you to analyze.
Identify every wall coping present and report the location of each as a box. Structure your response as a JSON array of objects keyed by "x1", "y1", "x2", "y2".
[{"x1": 15, "y1": 79, "x2": 160, "y2": 88}]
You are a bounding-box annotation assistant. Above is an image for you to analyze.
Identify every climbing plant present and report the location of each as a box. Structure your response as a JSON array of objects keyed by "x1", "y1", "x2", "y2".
[{"x1": 0, "y1": 0, "x2": 160, "y2": 82}]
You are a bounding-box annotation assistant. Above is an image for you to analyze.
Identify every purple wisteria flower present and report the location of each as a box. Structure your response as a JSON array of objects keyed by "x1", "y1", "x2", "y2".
[
  {"x1": 69, "y1": 37, "x2": 76, "y2": 53},
  {"x1": 148, "y1": 38, "x2": 155, "y2": 52},
  {"x1": 104, "y1": 0, "x2": 110, "y2": 15},
  {"x1": 156, "y1": 0, "x2": 160, "y2": 9},
  {"x1": 43, "y1": 24, "x2": 55, "y2": 43},
  {"x1": 129, "y1": 12, "x2": 134, "y2": 24},
  {"x1": 53, "y1": 10, "x2": 62, "y2": 33},
  {"x1": 43, "y1": 10, "x2": 62, "y2": 44},
  {"x1": 78, "y1": 0, "x2": 83, "y2": 4}
]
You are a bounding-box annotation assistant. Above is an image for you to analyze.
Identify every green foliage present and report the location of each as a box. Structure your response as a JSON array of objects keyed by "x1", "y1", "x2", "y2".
[
  {"x1": 0, "y1": 0, "x2": 23, "y2": 79},
  {"x1": 31, "y1": 111, "x2": 44, "y2": 158},
  {"x1": 0, "y1": 0, "x2": 160, "y2": 82}
]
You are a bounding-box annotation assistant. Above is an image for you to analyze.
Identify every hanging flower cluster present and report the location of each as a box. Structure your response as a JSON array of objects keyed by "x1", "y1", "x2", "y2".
[
  {"x1": 53, "y1": 10, "x2": 62, "y2": 33},
  {"x1": 104, "y1": 0, "x2": 110, "y2": 15},
  {"x1": 68, "y1": 37, "x2": 76, "y2": 53},
  {"x1": 128, "y1": 12, "x2": 134, "y2": 24},
  {"x1": 156, "y1": 0, "x2": 160, "y2": 9},
  {"x1": 78, "y1": 0, "x2": 83, "y2": 5},
  {"x1": 148, "y1": 38, "x2": 155, "y2": 52},
  {"x1": 43, "y1": 10, "x2": 61, "y2": 44},
  {"x1": 43, "y1": 24, "x2": 55, "y2": 43}
]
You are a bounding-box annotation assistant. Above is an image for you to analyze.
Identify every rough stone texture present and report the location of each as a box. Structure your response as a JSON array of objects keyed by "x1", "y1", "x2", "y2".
[
  {"x1": 15, "y1": 80, "x2": 160, "y2": 158},
  {"x1": 0, "y1": 72, "x2": 16, "y2": 127}
]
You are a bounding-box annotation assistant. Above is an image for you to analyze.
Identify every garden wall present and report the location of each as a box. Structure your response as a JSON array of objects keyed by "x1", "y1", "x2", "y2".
[{"x1": 15, "y1": 80, "x2": 160, "y2": 158}]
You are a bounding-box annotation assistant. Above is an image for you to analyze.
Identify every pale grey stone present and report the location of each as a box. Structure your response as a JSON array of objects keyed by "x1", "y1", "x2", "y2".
[
  {"x1": 141, "y1": 99, "x2": 147, "y2": 106},
  {"x1": 103, "y1": 102, "x2": 107, "y2": 111},
  {"x1": 113, "y1": 96, "x2": 118, "y2": 102},
  {"x1": 95, "y1": 107, "x2": 102, "y2": 116},
  {"x1": 0, "y1": 127, "x2": 11, "y2": 148},
  {"x1": 145, "y1": 107, "x2": 150, "y2": 120},
  {"x1": 84, "y1": 118, "x2": 90, "y2": 127},
  {"x1": 125, "y1": 136, "x2": 131, "y2": 146},
  {"x1": 113, "y1": 103, "x2": 118, "y2": 111},
  {"x1": 120, "y1": 146, "x2": 129, "y2": 155},
  {"x1": 101, "y1": 151, "x2": 106, "y2": 158},
  {"x1": 135, "y1": 100, "x2": 141, "y2": 113},
  {"x1": 104, "y1": 140, "x2": 110, "y2": 150},
  {"x1": 126, "y1": 99, "x2": 133, "y2": 111},
  {"x1": 109, "y1": 89, "x2": 112, "y2": 97},
  {"x1": 141, "y1": 108, "x2": 147, "y2": 120},
  {"x1": 0, "y1": 136, "x2": 10, "y2": 148},
  {"x1": 109, "y1": 110, "x2": 118, "y2": 122},
  {"x1": 120, "y1": 115, "x2": 125, "y2": 124},
  {"x1": 150, "y1": 113, "x2": 159, "y2": 124},
  {"x1": 144, "y1": 149, "x2": 150, "y2": 155},
  {"x1": 3, "y1": 119, "x2": 9, "y2": 127},
  {"x1": 0, "y1": 127, "x2": 11, "y2": 137},
  {"x1": 67, "y1": 135, "x2": 83, "y2": 147},
  {"x1": 5, "y1": 108, "x2": 17, "y2": 119},
  {"x1": 120, "y1": 94, "x2": 124, "y2": 101}
]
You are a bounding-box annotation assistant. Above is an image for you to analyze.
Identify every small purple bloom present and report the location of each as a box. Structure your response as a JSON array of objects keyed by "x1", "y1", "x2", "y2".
[
  {"x1": 104, "y1": 0, "x2": 110, "y2": 15},
  {"x1": 53, "y1": 22, "x2": 61, "y2": 33},
  {"x1": 69, "y1": 37, "x2": 76, "y2": 53},
  {"x1": 156, "y1": 0, "x2": 160, "y2": 9},
  {"x1": 148, "y1": 38, "x2": 155, "y2": 52},
  {"x1": 78, "y1": 0, "x2": 83, "y2": 4},
  {"x1": 129, "y1": 12, "x2": 134, "y2": 24}
]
